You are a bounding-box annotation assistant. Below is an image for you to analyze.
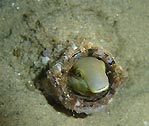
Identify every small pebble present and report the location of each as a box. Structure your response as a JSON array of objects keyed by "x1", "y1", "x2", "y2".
[
  {"x1": 16, "y1": 7, "x2": 20, "y2": 10},
  {"x1": 25, "y1": 80, "x2": 35, "y2": 91},
  {"x1": 55, "y1": 63, "x2": 61, "y2": 72},
  {"x1": 42, "y1": 49, "x2": 51, "y2": 57},
  {"x1": 71, "y1": 43, "x2": 77, "y2": 50},
  {"x1": 106, "y1": 56, "x2": 113, "y2": 64},
  {"x1": 41, "y1": 56, "x2": 50, "y2": 65},
  {"x1": 11, "y1": 2, "x2": 15, "y2": 6},
  {"x1": 97, "y1": 49, "x2": 104, "y2": 58}
]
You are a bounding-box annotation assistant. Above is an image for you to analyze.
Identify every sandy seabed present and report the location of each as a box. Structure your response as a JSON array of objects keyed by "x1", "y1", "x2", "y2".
[{"x1": 0, "y1": 0, "x2": 148, "y2": 126}]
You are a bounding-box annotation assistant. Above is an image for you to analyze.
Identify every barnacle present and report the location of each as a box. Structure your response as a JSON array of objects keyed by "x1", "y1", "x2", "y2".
[{"x1": 43, "y1": 40, "x2": 125, "y2": 115}]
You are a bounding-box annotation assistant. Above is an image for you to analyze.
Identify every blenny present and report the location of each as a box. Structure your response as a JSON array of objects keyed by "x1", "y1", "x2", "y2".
[{"x1": 41, "y1": 40, "x2": 125, "y2": 115}]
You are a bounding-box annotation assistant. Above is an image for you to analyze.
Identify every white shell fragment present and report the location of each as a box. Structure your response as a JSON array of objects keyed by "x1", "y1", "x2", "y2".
[
  {"x1": 41, "y1": 56, "x2": 50, "y2": 65},
  {"x1": 70, "y1": 43, "x2": 78, "y2": 50}
]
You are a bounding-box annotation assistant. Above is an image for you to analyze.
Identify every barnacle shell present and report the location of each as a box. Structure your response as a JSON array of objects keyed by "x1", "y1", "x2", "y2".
[{"x1": 45, "y1": 40, "x2": 125, "y2": 114}]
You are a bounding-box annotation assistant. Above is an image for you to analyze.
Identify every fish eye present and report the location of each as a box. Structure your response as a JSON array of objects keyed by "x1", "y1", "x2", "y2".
[{"x1": 75, "y1": 69, "x2": 83, "y2": 78}]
